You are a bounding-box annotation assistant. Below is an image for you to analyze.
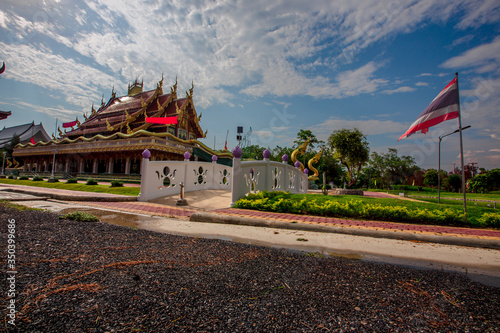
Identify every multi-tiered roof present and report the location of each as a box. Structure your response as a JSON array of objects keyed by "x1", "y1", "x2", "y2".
[{"x1": 65, "y1": 78, "x2": 205, "y2": 140}]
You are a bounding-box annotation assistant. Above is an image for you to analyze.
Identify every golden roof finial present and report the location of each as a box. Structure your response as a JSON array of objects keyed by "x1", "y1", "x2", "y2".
[
  {"x1": 76, "y1": 118, "x2": 80, "y2": 127},
  {"x1": 58, "y1": 127, "x2": 63, "y2": 137},
  {"x1": 171, "y1": 76, "x2": 178, "y2": 95},
  {"x1": 91, "y1": 104, "x2": 96, "y2": 116},
  {"x1": 126, "y1": 122, "x2": 132, "y2": 134},
  {"x1": 83, "y1": 112, "x2": 88, "y2": 121},
  {"x1": 106, "y1": 118, "x2": 113, "y2": 131}
]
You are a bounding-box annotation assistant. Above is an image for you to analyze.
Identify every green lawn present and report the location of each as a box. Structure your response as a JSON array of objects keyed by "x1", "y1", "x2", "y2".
[
  {"x1": 0, "y1": 178, "x2": 140, "y2": 196},
  {"x1": 367, "y1": 188, "x2": 500, "y2": 201},
  {"x1": 235, "y1": 191, "x2": 500, "y2": 228}
]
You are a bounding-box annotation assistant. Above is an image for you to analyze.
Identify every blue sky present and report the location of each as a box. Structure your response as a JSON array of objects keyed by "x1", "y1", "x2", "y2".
[{"x1": 0, "y1": 0, "x2": 499, "y2": 170}]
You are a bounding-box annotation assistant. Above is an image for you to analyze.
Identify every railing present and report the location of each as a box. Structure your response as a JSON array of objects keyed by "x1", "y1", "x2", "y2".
[
  {"x1": 137, "y1": 148, "x2": 308, "y2": 204},
  {"x1": 230, "y1": 156, "x2": 308, "y2": 205},
  {"x1": 138, "y1": 153, "x2": 232, "y2": 201}
]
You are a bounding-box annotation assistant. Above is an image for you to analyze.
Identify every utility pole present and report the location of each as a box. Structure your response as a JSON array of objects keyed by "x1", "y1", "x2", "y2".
[{"x1": 468, "y1": 162, "x2": 478, "y2": 178}]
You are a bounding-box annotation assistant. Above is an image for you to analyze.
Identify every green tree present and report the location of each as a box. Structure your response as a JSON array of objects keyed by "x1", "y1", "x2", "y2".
[
  {"x1": 293, "y1": 129, "x2": 322, "y2": 150},
  {"x1": 3, "y1": 134, "x2": 20, "y2": 157},
  {"x1": 271, "y1": 145, "x2": 294, "y2": 165},
  {"x1": 469, "y1": 173, "x2": 489, "y2": 193},
  {"x1": 241, "y1": 145, "x2": 266, "y2": 160},
  {"x1": 447, "y1": 174, "x2": 461, "y2": 192},
  {"x1": 328, "y1": 128, "x2": 369, "y2": 187},
  {"x1": 423, "y1": 169, "x2": 438, "y2": 188},
  {"x1": 369, "y1": 148, "x2": 419, "y2": 189}
]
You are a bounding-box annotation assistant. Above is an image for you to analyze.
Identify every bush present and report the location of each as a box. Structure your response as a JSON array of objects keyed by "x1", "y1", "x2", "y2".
[
  {"x1": 234, "y1": 191, "x2": 476, "y2": 227},
  {"x1": 7, "y1": 175, "x2": 16, "y2": 179},
  {"x1": 111, "y1": 180, "x2": 124, "y2": 187},
  {"x1": 32, "y1": 175, "x2": 43, "y2": 181},
  {"x1": 86, "y1": 178, "x2": 98, "y2": 185},
  {"x1": 49, "y1": 177, "x2": 59, "y2": 182},
  {"x1": 19, "y1": 176, "x2": 29, "y2": 180},
  {"x1": 66, "y1": 178, "x2": 78, "y2": 184},
  {"x1": 476, "y1": 213, "x2": 500, "y2": 228},
  {"x1": 59, "y1": 211, "x2": 99, "y2": 222}
]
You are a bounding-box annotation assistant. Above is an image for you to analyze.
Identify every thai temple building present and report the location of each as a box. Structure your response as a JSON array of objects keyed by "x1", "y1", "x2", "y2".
[
  {"x1": 0, "y1": 122, "x2": 50, "y2": 148},
  {"x1": 13, "y1": 77, "x2": 231, "y2": 176}
]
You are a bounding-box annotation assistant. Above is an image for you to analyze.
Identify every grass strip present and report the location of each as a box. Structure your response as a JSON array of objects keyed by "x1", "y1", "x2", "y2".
[{"x1": 0, "y1": 178, "x2": 139, "y2": 196}]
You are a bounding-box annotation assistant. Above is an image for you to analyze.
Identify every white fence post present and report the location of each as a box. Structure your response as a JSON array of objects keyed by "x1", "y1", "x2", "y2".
[
  {"x1": 138, "y1": 149, "x2": 151, "y2": 201},
  {"x1": 231, "y1": 147, "x2": 243, "y2": 206}
]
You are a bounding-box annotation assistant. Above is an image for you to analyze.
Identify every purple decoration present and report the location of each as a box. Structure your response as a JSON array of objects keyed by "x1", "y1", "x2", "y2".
[
  {"x1": 304, "y1": 168, "x2": 309, "y2": 174},
  {"x1": 142, "y1": 149, "x2": 151, "y2": 159},
  {"x1": 294, "y1": 161, "x2": 300, "y2": 168},
  {"x1": 232, "y1": 146, "x2": 242, "y2": 158},
  {"x1": 263, "y1": 149, "x2": 271, "y2": 159},
  {"x1": 282, "y1": 154, "x2": 289, "y2": 162},
  {"x1": 184, "y1": 151, "x2": 191, "y2": 160},
  {"x1": 212, "y1": 155, "x2": 218, "y2": 162}
]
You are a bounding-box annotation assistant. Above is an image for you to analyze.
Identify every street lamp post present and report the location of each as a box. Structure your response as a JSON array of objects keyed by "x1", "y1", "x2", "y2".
[
  {"x1": 48, "y1": 148, "x2": 57, "y2": 182},
  {"x1": 1, "y1": 151, "x2": 6, "y2": 177},
  {"x1": 438, "y1": 125, "x2": 471, "y2": 204}
]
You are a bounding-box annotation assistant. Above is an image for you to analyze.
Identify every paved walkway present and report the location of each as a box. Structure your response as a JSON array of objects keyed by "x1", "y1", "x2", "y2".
[{"x1": 1, "y1": 183, "x2": 499, "y2": 249}]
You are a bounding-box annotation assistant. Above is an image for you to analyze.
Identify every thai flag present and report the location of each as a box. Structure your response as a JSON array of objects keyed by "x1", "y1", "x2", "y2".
[{"x1": 398, "y1": 77, "x2": 459, "y2": 141}]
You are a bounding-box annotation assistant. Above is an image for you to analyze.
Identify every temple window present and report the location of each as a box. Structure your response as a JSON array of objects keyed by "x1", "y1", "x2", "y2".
[
  {"x1": 178, "y1": 129, "x2": 187, "y2": 140},
  {"x1": 167, "y1": 126, "x2": 176, "y2": 136}
]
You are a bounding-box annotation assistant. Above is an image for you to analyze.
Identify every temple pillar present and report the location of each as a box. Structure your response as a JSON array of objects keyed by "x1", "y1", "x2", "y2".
[
  {"x1": 108, "y1": 158, "x2": 113, "y2": 174},
  {"x1": 92, "y1": 159, "x2": 98, "y2": 174},
  {"x1": 125, "y1": 157, "x2": 131, "y2": 175},
  {"x1": 79, "y1": 159, "x2": 84, "y2": 173},
  {"x1": 65, "y1": 160, "x2": 69, "y2": 173}
]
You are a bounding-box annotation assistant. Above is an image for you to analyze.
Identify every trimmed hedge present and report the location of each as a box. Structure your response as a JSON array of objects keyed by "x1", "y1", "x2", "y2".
[
  {"x1": 111, "y1": 180, "x2": 124, "y2": 187},
  {"x1": 234, "y1": 191, "x2": 500, "y2": 228}
]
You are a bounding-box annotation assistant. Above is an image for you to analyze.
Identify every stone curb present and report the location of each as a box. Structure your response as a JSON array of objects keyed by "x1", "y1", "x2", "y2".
[
  {"x1": 1, "y1": 188, "x2": 137, "y2": 202},
  {"x1": 190, "y1": 212, "x2": 500, "y2": 250}
]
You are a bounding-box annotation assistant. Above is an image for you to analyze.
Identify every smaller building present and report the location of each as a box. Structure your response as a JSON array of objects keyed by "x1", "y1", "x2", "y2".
[{"x1": 0, "y1": 122, "x2": 51, "y2": 148}]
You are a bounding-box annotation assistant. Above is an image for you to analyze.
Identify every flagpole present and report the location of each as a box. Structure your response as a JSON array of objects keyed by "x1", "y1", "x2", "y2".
[{"x1": 456, "y1": 72, "x2": 467, "y2": 222}]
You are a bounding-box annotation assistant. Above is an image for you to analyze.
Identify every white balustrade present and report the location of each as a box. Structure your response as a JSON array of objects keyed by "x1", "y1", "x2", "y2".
[{"x1": 138, "y1": 148, "x2": 308, "y2": 204}]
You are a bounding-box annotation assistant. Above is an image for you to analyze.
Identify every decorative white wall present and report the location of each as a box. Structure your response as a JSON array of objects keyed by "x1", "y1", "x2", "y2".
[{"x1": 137, "y1": 148, "x2": 308, "y2": 204}]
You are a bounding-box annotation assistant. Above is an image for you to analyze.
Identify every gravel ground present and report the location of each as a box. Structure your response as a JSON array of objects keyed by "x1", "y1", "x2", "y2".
[{"x1": 1, "y1": 205, "x2": 499, "y2": 332}]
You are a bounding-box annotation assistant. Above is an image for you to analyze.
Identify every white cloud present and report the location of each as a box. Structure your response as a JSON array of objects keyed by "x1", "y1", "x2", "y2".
[
  {"x1": 0, "y1": 42, "x2": 121, "y2": 108},
  {"x1": 441, "y1": 36, "x2": 500, "y2": 70},
  {"x1": 308, "y1": 117, "x2": 409, "y2": 141},
  {"x1": 415, "y1": 82, "x2": 429, "y2": 86},
  {"x1": 381, "y1": 86, "x2": 416, "y2": 95},
  {"x1": 1, "y1": 0, "x2": 499, "y2": 111}
]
